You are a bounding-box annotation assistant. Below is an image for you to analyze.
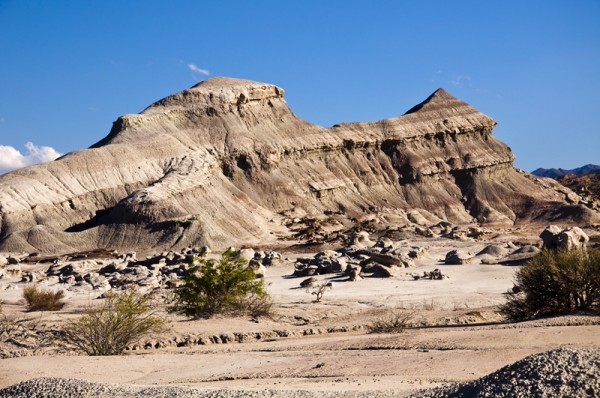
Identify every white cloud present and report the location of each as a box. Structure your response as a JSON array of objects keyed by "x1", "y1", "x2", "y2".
[
  {"x1": 187, "y1": 63, "x2": 210, "y2": 76},
  {"x1": 450, "y1": 75, "x2": 472, "y2": 87},
  {"x1": 430, "y1": 70, "x2": 442, "y2": 83},
  {"x1": 0, "y1": 142, "x2": 62, "y2": 174}
]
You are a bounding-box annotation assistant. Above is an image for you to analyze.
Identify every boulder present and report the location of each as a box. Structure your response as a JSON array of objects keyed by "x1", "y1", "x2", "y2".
[
  {"x1": 344, "y1": 264, "x2": 362, "y2": 281},
  {"x1": 477, "y1": 244, "x2": 509, "y2": 257},
  {"x1": 540, "y1": 225, "x2": 589, "y2": 251},
  {"x1": 414, "y1": 226, "x2": 434, "y2": 238},
  {"x1": 444, "y1": 249, "x2": 472, "y2": 265},
  {"x1": 352, "y1": 231, "x2": 373, "y2": 248},
  {"x1": 300, "y1": 277, "x2": 318, "y2": 288},
  {"x1": 362, "y1": 263, "x2": 394, "y2": 278},
  {"x1": 239, "y1": 248, "x2": 255, "y2": 261},
  {"x1": 248, "y1": 259, "x2": 266, "y2": 278}
]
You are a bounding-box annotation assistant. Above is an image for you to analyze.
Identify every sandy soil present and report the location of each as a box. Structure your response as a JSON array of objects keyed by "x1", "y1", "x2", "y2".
[{"x1": 1, "y1": 233, "x2": 599, "y2": 395}]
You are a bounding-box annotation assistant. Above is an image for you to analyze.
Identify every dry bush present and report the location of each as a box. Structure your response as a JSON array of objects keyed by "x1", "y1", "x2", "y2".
[
  {"x1": 232, "y1": 293, "x2": 277, "y2": 320},
  {"x1": 421, "y1": 298, "x2": 437, "y2": 311},
  {"x1": 500, "y1": 248, "x2": 600, "y2": 322},
  {"x1": 368, "y1": 309, "x2": 415, "y2": 333},
  {"x1": 307, "y1": 283, "x2": 332, "y2": 303},
  {"x1": 60, "y1": 288, "x2": 167, "y2": 356},
  {"x1": 22, "y1": 285, "x2": 65, "y2": 311}
]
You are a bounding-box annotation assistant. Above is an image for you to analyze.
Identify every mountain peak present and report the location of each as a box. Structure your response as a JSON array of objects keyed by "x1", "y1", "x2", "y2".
[{"x1": 403, "y1": 88, "x2": 463, "y2": 115}]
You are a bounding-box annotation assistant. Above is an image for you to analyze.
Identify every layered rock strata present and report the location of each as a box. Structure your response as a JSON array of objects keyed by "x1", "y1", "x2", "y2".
[{"x1": 0, "y1": 77, "x2": 596, "y2": 253}]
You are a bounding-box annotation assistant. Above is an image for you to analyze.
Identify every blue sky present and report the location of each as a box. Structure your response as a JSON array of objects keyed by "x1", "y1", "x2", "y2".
[{"x1": 0, "y1": 1, "x2": 598, "y2": 172}]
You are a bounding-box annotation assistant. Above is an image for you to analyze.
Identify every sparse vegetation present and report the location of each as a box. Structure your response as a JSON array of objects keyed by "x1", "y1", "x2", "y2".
[
  {"x1": 22, "y1": 285, "x2": 65, "y2": 311},
  {"x1": 60, "y1": 288, "x2": 167, "y2": 356},
  {"x1": 307, "y1": 282, "x2": 332, "y2": 302},
  {"x1": 500, "y1": 248, "x2": 600, "y2": 322},
  {"x1": 421, "y1": 298, "x2": 437, "y2": 311},
  {"x1": 169, "y1": 249, "x2": 269, "y2": 318},
  {"x1": 368, "y1": 308, "x2": 415, "y2": 333}
]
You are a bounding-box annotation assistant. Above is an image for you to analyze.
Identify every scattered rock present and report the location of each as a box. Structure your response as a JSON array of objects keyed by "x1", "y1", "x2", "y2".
[
  {"x1": 300, "y1": 277, "x2": 318, "y2": 288},
  {"x1": 540, "y1": 225, "x2": 589, "y2": 251},
  {"x1": 352, "y1": 231, "x2": 373, "y2": 248},
  {"x1": 444, "y1": 249, "x2": 472, "y2": 265}
]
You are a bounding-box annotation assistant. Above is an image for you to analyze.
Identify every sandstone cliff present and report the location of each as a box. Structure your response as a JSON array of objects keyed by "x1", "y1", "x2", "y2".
[{"x1": 0, "y1": 77, "x2": 596, "y2": 254}]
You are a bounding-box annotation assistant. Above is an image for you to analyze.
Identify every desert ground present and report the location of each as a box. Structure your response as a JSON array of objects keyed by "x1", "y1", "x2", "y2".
[{"x1": 1, "y1": 226, "x2": 599, "y2": 397}]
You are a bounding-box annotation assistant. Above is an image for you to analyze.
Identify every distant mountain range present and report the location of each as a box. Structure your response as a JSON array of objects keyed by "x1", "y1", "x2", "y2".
[{"x1": 531, "y1": 164, "x2": 600, "y2": 178}]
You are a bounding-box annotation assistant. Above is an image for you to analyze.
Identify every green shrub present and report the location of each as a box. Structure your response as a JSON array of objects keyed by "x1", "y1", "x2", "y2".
[
  {"x1": 500, "y1": 248, "x2": 600, "y2": 322},
  {"x1": 22, "y1": 285, "x2": 65, "y2": 311},
  {"x1": 169, "y1": 249, "x2": 268, "y2": 318},
  {"x1": 60, "y1": 288, "x2": 167, "y2": 356}
]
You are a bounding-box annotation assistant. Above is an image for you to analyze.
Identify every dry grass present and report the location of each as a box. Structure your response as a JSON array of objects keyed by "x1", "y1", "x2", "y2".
[
  {"x1": 368, "y1": 308, "x2": 415, "y2": 334},
  {"x1": 22, "y1": 285, "x2": 65, "y2": 311}
]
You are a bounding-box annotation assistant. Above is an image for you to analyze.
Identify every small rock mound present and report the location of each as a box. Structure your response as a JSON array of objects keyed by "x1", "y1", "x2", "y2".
[
  {"x1": 476, "y1": 244, "x2": 508, "y2": 257},
  {"x1": 414, "y1": 347, "x2": 600, "y2": 398},
  {"x1": 0, "y1": 377, "x2": 397, "y2": 398}
]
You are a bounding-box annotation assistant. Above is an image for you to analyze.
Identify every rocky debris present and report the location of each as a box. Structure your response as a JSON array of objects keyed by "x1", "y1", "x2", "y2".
[
  {"x1": 444, "y1": 250, "x2": 473, "y2": 265},
  {"x1": 414, "y1": 226, "x2": 435, "y2": 238},
  {"x1": 413, "y1": 269, "x2": 447, "y2": 280},
  {"x1": 0, "y1": 371, "x2": 398, "y2": 398},
  {"x1": 351, "y1": 230, "x2": 374, "y2": 248},
  {"x1": 0, "y1": 264, "x2": 22, "y2": 279},
  {"x1": 414, "y1": 348, "x2": 600, "y2": 398},
  {"x1": 292, "y1": 234, "x2": 424, "y2": 281},
  {"x1": 556, "y1": 171, "x2": 600, "y2": 210},
  {"x1": 540, "y1": 225, "x2": 590, "y2": 251},
  {"x1": 1, "y1": 246, "x2": 278, "y2": 294}
]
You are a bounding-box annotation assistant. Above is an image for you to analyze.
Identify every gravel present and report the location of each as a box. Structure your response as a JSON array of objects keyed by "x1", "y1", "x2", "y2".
[
  {"x1": 2, "y1": 348, "x2": 598, "y2": 398},
  {"x1": 413, "y1": 347, "x2": 600, "y2": 398},
  {"x1": 0, "y1": 378, "x2": 399, "y2": 398}
]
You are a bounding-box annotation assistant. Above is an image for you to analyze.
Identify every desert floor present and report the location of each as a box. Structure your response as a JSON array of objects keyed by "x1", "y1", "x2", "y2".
[{"x1": 1, "y1": 233, "x2": 599, "y2": 396}]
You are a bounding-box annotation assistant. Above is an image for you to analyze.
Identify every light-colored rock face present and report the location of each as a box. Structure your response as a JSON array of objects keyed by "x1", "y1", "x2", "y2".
[
  {"x1": 540, "y1": 225, "x2": 590, "y2": 251},
  {"x1": 0, "y1": 77, "x2": 597, "y2": 254}
]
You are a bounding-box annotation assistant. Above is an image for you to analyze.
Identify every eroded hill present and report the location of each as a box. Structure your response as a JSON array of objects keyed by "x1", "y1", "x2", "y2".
[{"x1": 0, "y1": 77, "x2": 596, "y2": 254}]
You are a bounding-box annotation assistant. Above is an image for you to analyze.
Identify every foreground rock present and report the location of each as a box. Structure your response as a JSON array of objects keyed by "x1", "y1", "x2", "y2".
[
  {"x1": 414, "y1": 347, "x2": 600, "y2": 398},
  {"x1": 0, "y1": 77, "x2": 597, "y2": 254},
  {"x1": 540, "y1": 225, "x2": 590, "y2": 251}
]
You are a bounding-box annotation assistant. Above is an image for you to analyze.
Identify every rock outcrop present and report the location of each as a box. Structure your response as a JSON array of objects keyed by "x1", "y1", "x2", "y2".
[{"x1": 0, "y1": 77, "x2": 597, "y2": 254}]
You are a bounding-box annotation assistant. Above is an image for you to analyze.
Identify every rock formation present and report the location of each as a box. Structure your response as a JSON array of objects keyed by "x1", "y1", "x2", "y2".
[
  {"x1": 540, "y1": 225, "x2": 590, "y2": 251},
  {"x1": 0, "y1": 77, "x2": 597, "y2": 254}
]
